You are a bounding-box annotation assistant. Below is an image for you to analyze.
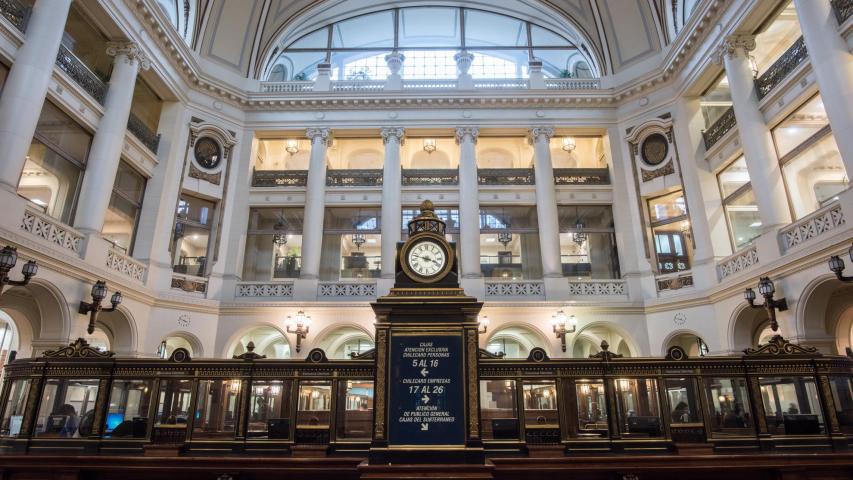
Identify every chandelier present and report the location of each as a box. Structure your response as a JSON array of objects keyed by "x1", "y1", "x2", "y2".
[
  {"x1": 561, "y1": 136, "x2": 576, "y2": 152},
  {"x1": 498, "y1": 231, "x2": 513, "y2": 247},
  {"x1": 352, "y1": 233, "x2": 366, "y2": 250},
  {"x1": 285, "y1": 139, "x2": 299, "y2": 155},
  {"x1": 273, "y1": 233, "x2": 288, "y2": 246},
  {"x1": 423, "y1": 138, "x2": 437, "y2": 154},
  {"x1": 572, "y1": 221, "x2": 587, "y2": 246}
]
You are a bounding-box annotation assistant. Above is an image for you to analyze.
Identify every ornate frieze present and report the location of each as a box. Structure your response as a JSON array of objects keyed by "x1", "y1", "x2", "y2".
[
  {"x1": 318, "y1": 282, "x2": 377, "y2": 297},
  {"x1": 567, "y1": 280, "x2": 626, "y2": 296},
  {"x1": 188, "y1": 163, "x2": 222, "y2": 185},
  {"x1": 42, "y1": 338, "x2": 114, "y2": 358},
  {"x1": 236, "y1": 282, "x2": 294, "y2": 298},
  {"x1": 171, "y1": 275, "x2": 207, "y2": 293},
  {"x1": 743, "y1": 335, "x2": 819, "y2": 356},
  {"x1": 640, "y1": 160, "x2": 674, "y2": 182}
]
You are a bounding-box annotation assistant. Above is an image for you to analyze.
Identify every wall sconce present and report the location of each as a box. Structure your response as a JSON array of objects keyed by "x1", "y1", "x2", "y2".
[
  {"x1": 423, "y1": 138, "x2": 437, "y2": 154},
  {"x1": 552, "y1": 309, "x2": 577, "y2": 352},
  {"x1": 827, "y1": 242, "x2": 853, "y2": 283},
  {"x1": 78, "y1": 280, "x2": 122, "y2": 335},
  {"x1": 744, "y1": 276, "x2": 787, "y2": 333},
  {"x1": 478, "y1": 315, "x2": 489, "y2": 334},
  {"x1": 0, "y1": 246, "x2": 38, "y2": 296},
  {"x1": 285, "y1": 139, "x2": 299, "y2": 155},
  {"x1": 561, "y1": 136, "x2": 576, "y2": 152},
  {"x1": 286, "y1": 309, "x2": 311, "y2": 353}
]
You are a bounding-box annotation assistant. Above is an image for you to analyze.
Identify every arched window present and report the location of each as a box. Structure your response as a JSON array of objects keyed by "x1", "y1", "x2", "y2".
[{"x1": 227, "y1": 326, "x2": 291, "y2": 359}]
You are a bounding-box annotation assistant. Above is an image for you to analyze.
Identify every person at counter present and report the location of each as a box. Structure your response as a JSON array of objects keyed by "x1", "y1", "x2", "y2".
[{"x1": 671, "y1": 402, "x2": 690, "y2": 423}]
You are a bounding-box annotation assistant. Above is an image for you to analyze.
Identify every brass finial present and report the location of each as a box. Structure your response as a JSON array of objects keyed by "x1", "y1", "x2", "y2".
[{"x1": 419, "y1": 199, "x2": 436, "y2": 217}]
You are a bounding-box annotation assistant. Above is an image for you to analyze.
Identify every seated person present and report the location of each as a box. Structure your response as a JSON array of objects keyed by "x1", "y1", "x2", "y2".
[
  {"x1": 671, "y1": 402, "x2": 690, "y2": 423},
  {"x1": 722, "y1": 403, "x2": 746, "y2": 428},
  {"x1": 56, "y1": 404, "x2": 79, "y2": 438}
]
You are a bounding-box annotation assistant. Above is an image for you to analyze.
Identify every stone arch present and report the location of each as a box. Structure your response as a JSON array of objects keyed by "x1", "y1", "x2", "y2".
[
  {"x1": 660, "y1": 329, "x2": 708, "y2": 357},
  {"x1": 409, "y1": 150, "x2": 451, "y2": 169},
  {"x1": 222, "y1": 324, "x2": 292, "y2": 359},
  {"x1": 346, "y1": 148, "x2": 383, "y2": 169},
  {"x1": 0, "y1": 278, "x2": 71, "y2": 357},
  {"x1": 797, "y1": 274, "x2": 853, "y2": 354},
  {"x1": 478, "y1": 147, "x2": 515, "y2": 168},
  {"x1": 571, "y1": 333, "x2": 600, "y2": 358},
  {"x1": 96, "y1": 305, "x2": 138, "y2": 356},
  {"x1": 161, "y1": 330, "x2": 205, "y2": 358},
  {"x1": 312, "y1": 323, "x2": 374, "y2": 359},
  {"x1": 484, "y1": 321, "x2": 551, "y2": 358},
  {"x1": 728, "y1": 302, "x2": 771, "y2": 353},
  {"x1": 569, "y1": 321, "x2": 640, "y2": 358}
]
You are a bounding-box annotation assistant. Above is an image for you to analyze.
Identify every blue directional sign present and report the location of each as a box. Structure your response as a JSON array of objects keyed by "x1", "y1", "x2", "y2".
[{"x1": 388, "y1": 334, "x2": 465, "y2": 446}]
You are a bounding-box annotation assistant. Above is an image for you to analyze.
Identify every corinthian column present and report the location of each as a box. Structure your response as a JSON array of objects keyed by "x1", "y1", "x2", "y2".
[
  {"x1": 456, "y1": 127, "x2": 481, "y2": 278},
  {"x1": 299, "y1": 128, "x2": 331, "y2": 280},
  {"x1": 380, "y1": 127, "x2": 404, "y2": 279},
  {"x1": 0, "y1": 0, "x2": 73, "y2": 193},
  {"x1": 74, "y1": 43, "x2": 151, "y2": 234},
  {"x1": 529, "y1": 127, "x2": 562, "y2": 279},
  {"x1": 715, "y1": 35, "x2": 790, "y2": 232}
]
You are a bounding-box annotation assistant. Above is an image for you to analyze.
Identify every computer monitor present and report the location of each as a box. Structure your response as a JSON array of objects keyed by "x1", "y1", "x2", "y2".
[
  {"x1": 105, "y1": 413, "x2": 125, "y2": 432},
  {"x1": 46, "y1": 415, "x2": 68, "y2": 434}
]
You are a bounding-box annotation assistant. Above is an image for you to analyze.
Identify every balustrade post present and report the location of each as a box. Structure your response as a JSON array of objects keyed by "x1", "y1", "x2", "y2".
[
  {"x1": 456, "y1": 127, "x2": 482, "y2": 282},
  {"x1": 299, "y1": 128, "x2": 332, "y2": 281},
  {"x1": 380, "y1": 128, "x2": 404, "y2": 281},
  {"x1": 794, "y1": 0, "x2": 853, "y2": 174},
  {"x1": 0, "y1": 0, "x2": 73, "y2": 194}
]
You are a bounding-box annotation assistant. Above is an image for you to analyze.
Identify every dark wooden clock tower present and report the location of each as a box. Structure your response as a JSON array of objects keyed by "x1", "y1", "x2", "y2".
[{"x1": 367, "y1": 200, "x2": 485, "y2": 464}]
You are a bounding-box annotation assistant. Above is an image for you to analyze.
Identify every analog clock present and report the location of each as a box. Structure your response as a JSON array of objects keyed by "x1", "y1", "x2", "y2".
[
  {"x1": 194, "y1": 137, "x2": 222, "y2": 170},
  {"x1": 406, "y1": 240, "x2": 447, "y2": 278}
]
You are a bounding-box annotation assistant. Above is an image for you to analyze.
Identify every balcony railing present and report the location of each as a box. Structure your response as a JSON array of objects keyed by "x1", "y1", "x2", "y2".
[
  {"x1": 127, "y1": 112, "x2": 161, "y2": 154},
  {"x1": 832, "y1": 0, "x2": 853, "y2": 25},
  {"x1": 0, "y1": 0, "x2": 29, "y2": 32},
  {"x1": 473, "y1": 78, "x2": 529, "y2": 89},
  {"x1": 478, "y1": 168, "x2": 535, "y2": 185},
  {"x1": 401, "y1": 168, "x2": 458, "y2": 186},
  {"x1": 236, "y1": 282, "x2": 294, "y2": 298},
  {"x1": 252, "y1": 169, "x2": 308, "y2": 187},
  {"x1": 755, "y1": 36, "x2": 808, "y2": 100},
  {"x1": 553, "y1": 168, "x2": 610, "y2": 185},
  {"x1": 779, "y1": 200, "x2": 845, "y2": 252},
  {"x1": 55, "y1": 44, "x2": 107, "y2": 105},
  {"x1": 326, "y1": 169, "x2": 383, "y2": 187},
  {"x1": 701, "y1": 106, "x2": 736, "y2": 151},
  {"x1": 261, "y1": 81, "x2": 314, "y2": 93},
  {"x1": 259, "y1": 77, "x2": 601, "y2": 93},
  {"x1": 484, "y1": 280, "x2": 545, "y2": 297},
  {"x1": 331, "y1": 80, "x2": 385, "y2": 93},
  {"x1": 545, "y1": 78, "x2": 600, "y2": 89}
]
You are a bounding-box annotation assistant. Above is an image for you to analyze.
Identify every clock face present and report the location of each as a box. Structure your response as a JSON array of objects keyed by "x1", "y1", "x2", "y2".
[
  {"x1": 406, "y1": 240, "x2": 447, "y2": 278},
  {"x1": 194, "y1": 137, "x2": 221, "y2": 170}
]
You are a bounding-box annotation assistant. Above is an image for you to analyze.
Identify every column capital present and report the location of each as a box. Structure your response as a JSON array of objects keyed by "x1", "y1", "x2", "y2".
[
  {"x1": 528, "y1": 126, "x2": 555, "y2": 144},
  {"x1": 454, "y1": 127, "x2": 479, "y2": 145},
  {"x1": 306, "y1": 127, "x2": 332, "y2": 146},
  {"x1": 380, "y1": 127, "x2": 405, "y2": 145},
  {"x1": 105, "y1": 42, "x2": 151, "y2": 71},
  {"x1": 712, "y1": 35, "x2": 756, "y2": 65}
]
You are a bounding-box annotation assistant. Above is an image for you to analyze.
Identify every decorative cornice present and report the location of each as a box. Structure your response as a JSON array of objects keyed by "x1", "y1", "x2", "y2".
[
  {"x1": 306, "y1": 127, "x2": 332, "y2": 146},
  {"x1": 380, "y1": 127, "x2": 405, "y2": 146},
  {"x1": 42, "y1": 338, "x2": 115, "y2": 358},
  {"x1": 743, "y1": 335, "x2": 820, "y2": 356},
  {"x1": 105, "y1": 42, "x2": 151, "y2": 71},
  {"x1": 454, "y1": 127, "x2": 480, "y2": 145},
  {"x1": 712, "y1": 34, "x2": 756, "y2": 65},
  {"x1": 528, "y1": 126, "x2": 555, "y2": 144}
]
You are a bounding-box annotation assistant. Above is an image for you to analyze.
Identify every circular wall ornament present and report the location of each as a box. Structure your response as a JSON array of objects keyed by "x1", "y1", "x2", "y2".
[
  {"x1": 194, "y1": 137, "x2": 221, "y2": 170},
  {"x1": 640, "y1": 133, "x2": 669, "y2": 166},
  {"x1": 673, "y1": 312, "x2": 686, "y2": 326},
  {"x1": 178, "y1": 314, "x2": 191, "y2": 328}
]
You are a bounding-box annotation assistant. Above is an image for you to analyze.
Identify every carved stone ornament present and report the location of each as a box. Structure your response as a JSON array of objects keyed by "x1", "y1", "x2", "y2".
[
  {"x1": 712, "y1": 35, "x2": 756, "y2": 65},
  {"x1": 233, "y1": 341, "x2": 267, "y2": 360},
  {"x1": 42, "y1": 338, "x2": 115, "y2": 358},
  {"x1": 105, "y1": 42, "x2": 151, "y2": 71},
  {"x1": 641, "y1": 160, "x2": 675, "y2": 182},
  {"x1": 306, "y1": 127, "x2": 332, "y2": 146},
  {"x1": 188, "y1": 163, "x2": 222, "y2": 185},
  {"x1": 479, "y1": 348, "x2": 505, "y2": 359},
  {"x1": 527, "y1": 126, "x2": 555, "y2": 145},
  {"x1": 380, "y1": 127, "x2": 405, "y2": 145},
  {"x1": 454, "y1": 126, "x2": 480, "y2": 145},
  {"x1": 527, "y1": 347, "x2": 550, "y2": 362},
  {"x1": 743, "y1": 334, "x2": 820, "y2": 356},
  {"x1": 589, "y1": 340, "x2": 623, "y2": 360},
  {"x1": 349, "y1": 348, "x2": 376, "y2": 360}
]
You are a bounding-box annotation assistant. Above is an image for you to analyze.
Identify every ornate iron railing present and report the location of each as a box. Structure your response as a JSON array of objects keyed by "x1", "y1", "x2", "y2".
[
  {"x1": 0, "y1": 0, "x2": 29, "y2": 32},
  {"x1": 401, "y1": 168, "x2": 458, "y2": 186},
  {"x1": 55, "y1": 44, "x2": 107, "y2": 104},
  {"x1": 326, "y1": 169, "x2": 383, "y2": 187},
  {"x1": 252, "y1": 169, "x2": 309, "y2": 187},
  {"x1": 755, "y1": 36, "x2": 808, "y2": 100},
  {"x1": 701, "y1": 106, "x2": 736, "y2": 151},
  {"x1": 832, "y1": 0, "x2": 853, "y2": 25},
  {"x1": 553, "y1": 168, "x2": 610, "y2": 185},
  {"x1": 478, "y1": 168, "x2": 535, "y2": 185},
  {"x1": 127, "y1": 112, "x2": 161, "y2": 154}
]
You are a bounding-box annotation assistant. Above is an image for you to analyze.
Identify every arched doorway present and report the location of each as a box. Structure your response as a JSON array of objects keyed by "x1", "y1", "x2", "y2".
[
  {"x1": 663, "y1": 331, "x2": 709, "y2": 357},
  {"x1": 484, "y1": 324, "x2": 549, "y2": 359},
  {"x1": 160, "y1": 332, "x2": 204, "y2": 358},
  {"x1": 0, "y1": 279, "x2": 70, "y2": 358},
  {"x1": 313, "y1": 325, "x2": 374, "y2": 359},
  {"x1": 729, "y1": 304, "x2": 772, "y2": 353},
  {"x1": 798, "y1": 276, "x2": 853, "y2": 354},
  {"x1": 226, "y1": 326, "x2": 291, "y2": 359}
]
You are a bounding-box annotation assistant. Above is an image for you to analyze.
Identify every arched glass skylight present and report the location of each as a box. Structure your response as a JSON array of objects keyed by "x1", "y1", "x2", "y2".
[{"x1": 264, "y1": 7, "x2": 595, "y2": 81}]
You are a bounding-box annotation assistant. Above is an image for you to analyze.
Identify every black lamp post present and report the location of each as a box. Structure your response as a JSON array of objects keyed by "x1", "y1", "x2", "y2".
[
  {"x1": 0, "y1": 246, "x2": 38, "y2": 295},
  {"x1": 78, "y1": 280, "x2": 122, "y2": 334},
  {"x1": 744, "y1": 276, "x2": 787, "y2": 333},
  {"x1": 827, "y1": 242, "x2": 853, "y2": 283}
]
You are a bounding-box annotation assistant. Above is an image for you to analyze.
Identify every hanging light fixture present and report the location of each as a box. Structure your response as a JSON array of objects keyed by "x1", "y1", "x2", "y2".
[
  {"x1": 352, "y1": 233, "x2": 366, "y2": 250},
  {"x1": 497, "y1": 231, "x2": 513, "y2": 248},
  {"x1": 561, "y1": 136, "x2": 576, "y2": 152},
  {"x1": 285, "y1": 139, "x2": 299, "y2": 155},
  {"x1": 422, "y1": 138, "x2": 437, "y2": 154},
  {"x1": 273, "y1": 233, "x2": 288, "y2": 246},
  {"x1": 572, "y1": 220, "x2": 587, "y2": 246}
]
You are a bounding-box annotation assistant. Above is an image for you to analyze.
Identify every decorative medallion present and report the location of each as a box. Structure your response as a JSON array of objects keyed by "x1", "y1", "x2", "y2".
[
  {"x1": 666, "y1": 345, "x2": 688, "y2": 361},
  {"x1": 169, "y1": 347, "x2": 191, "y2": 362},
  {"x1": 527, "y1": 347, "x2": 549, "y2": 362},
  {"x1": 193, "y1": 137, "x2": 222, "y2": 170},
  {"x1": 641, "y1": 133, "x2": 669, "y2": 166},
  {"x1": 306, "y1": 348, "x2": 329, "y2": 363}
]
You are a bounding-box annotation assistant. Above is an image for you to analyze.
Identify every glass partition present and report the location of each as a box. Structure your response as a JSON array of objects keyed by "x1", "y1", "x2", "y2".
[
  {"x1": 574, "y1": 380, "x2": 608, "y2": 438},
  {"x1": 297, "y1": 381, "x2": 332, "y2": 427},
  {"x1": 320, "y1": 208, "x2": 382, "y2": 280},
  {"x1": 557, "y1": 205, "x2": 620, "y2": 279},
  {"x1": 759, "y1": 376, "x2": 825, "y2": 435},
  {"x1": 704, "y1": 377, "x2": 754, "y2": 437},
  {"x1": 247, "y1": 380, "x2": 292, "y2": 439},
  {"x1": 647, "y1": 191, "x2": 692, "y2": 274},
  {"x1": 480, "y1": 380, "x2": 519, "y2": 440},
  {"x1": 336, "y1": 380, "x2": 374, "y2": 440},
  {"x1": 0, "y1": 379, "x2": 30, "y2": 437},
  {"x1": 103, "y1": 379, "x2": 153, "y2": 439},
  {"x1": 34, "y1": 379, "x2": 100, "y2": 438},
  {"x1": 522, "y1": 381, "x2": 558, "y2": 427},
  {"x1": 172, "y1": 195, "x2": 215, "y2": 277},
  {"x1": 480, "y1": 207, "x2": 542, "y2": 280},
  {"x1": 243, "y1": 207, "x2": 304, "y2": 280},
  {"x1": 192, "y1": 380, "x2": 241, "y2": 440},
  {"x1": 664, "y1": 378, "x2": 702, "y2": 425},
  {"x1": 155, "y1": 379, "x2": 193, "y2": 426},
  {"x1": 614, "y1": 378, "x2": 662, "y2": 438},
  {"x1": 829, "y1": 376, "x2": 853, "y2": 435}
]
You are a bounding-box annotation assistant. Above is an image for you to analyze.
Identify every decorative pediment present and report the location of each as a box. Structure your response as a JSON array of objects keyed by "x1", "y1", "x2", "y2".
[
  {"x1": 42, "y1": 338, "x2": 114, "y2": 358},
  {"x1": 479, "y1": 348, "x2": 505, "y2": 359},
  {"x1": 589, "y1": 340, "x2": 623, "y2": 361},
  {"x1": 233, "y1": 341, "x2": 267, "y2": 360},
  {"x1": 743, "y1": 335, "x2": 820, "y2": 356}
]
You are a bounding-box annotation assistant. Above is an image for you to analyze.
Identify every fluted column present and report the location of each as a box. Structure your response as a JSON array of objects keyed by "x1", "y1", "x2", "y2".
[
  {"x1": 716, "y1": 36, "x2": 791, "y2": 231},
  {"x1": 380, "y1": 127, "x2": 404, "y2": 279},
  {"x1": 0, "y1": 0, "x2": 73, "y2": 193},
  {"x1": 793, "y1": 0, "x2": 853, "y2": 173},
  {"x1": 456, "y1": 127, "x2": 481, "y2": 278},
  {"x1": 299, "y1": 128, "x2": 331, "y2": 280},
  {"x1": 529, "y1": 127, "x2": 562, "y2": 278},
  {"x1": 74, "y1": 43, "x2": 150, "y2": 234}
]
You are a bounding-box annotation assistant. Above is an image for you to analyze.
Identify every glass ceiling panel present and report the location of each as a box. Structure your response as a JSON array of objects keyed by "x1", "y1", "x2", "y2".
[
  {"x1": 534, "y1": 49, "x2": 580, "y2": 77},
  {"x1": 285, "y1": 28, "x2": 328, "y2": 49},
  {"x1": 464, "y1": 10, "x2": 526, "y2": 47},
  {"x1": 276, "y1": 51, "x2": 326, "y2": 80},
  {"x1": 332, "y1": 11, "x2": 394, "y2": 48},
  {"x1": 530, "y1": 25, "x2": 572, "y2": 47},
  {"x1": 399, "y1": 7, "x2": 461, "y2": 47}
]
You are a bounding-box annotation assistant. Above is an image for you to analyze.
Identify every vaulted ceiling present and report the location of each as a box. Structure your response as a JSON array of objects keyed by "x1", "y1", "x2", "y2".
[{"x1": 159, "y1": 0, "x2": 676, "y2": 79}]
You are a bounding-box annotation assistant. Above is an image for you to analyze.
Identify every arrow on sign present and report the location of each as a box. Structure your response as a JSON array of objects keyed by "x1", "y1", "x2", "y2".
[
  {"x1": 420, "y1": 368, "x2": 429, "y2": 377},
  {"x1": 421, "y1": 394, "x2": 431, "y2": 404},
  {"x1": 420, "y1": 423, "x2": 429, "y2": 431}
]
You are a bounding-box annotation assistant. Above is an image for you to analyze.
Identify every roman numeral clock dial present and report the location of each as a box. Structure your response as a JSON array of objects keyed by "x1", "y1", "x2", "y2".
[{"x1": 406, "y1": 240, "x2": 446, "y2": 277}]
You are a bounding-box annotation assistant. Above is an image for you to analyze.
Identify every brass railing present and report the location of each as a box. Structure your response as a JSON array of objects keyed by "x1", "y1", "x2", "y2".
[
  {"x1": 701, "y1": 106, "x2": 736, "y2": 151},
  {"x1": 553, "y1": 168, "x2": 610, "y2": 185},
  {"x1": 401, "y1": 168, "x2": 458, "y2": 186},
  {"x1": 0, "y1": 0, "x2": 29, "y2": 32},
  {"x1": 127, "y1": 112, "x2": 161, "y2": 154},
  {"x1": 478, "y1": 168, "x2": 535, "y2": 185},
  {"x1": 755, "y1": 36, "x2": 808, "y2": 100},
  {"x1": 326, "y1": 169, "x2": 383, "y2": 187},
  {"x1": 55, "y1": 44, "x2": 107, "y2": 105},
  {"x1": 832, "y1": 0, "x2": 853, "y2": 25},
  {"x1": 252, "y1": 169, "x2": 309, "y2": 187}
]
